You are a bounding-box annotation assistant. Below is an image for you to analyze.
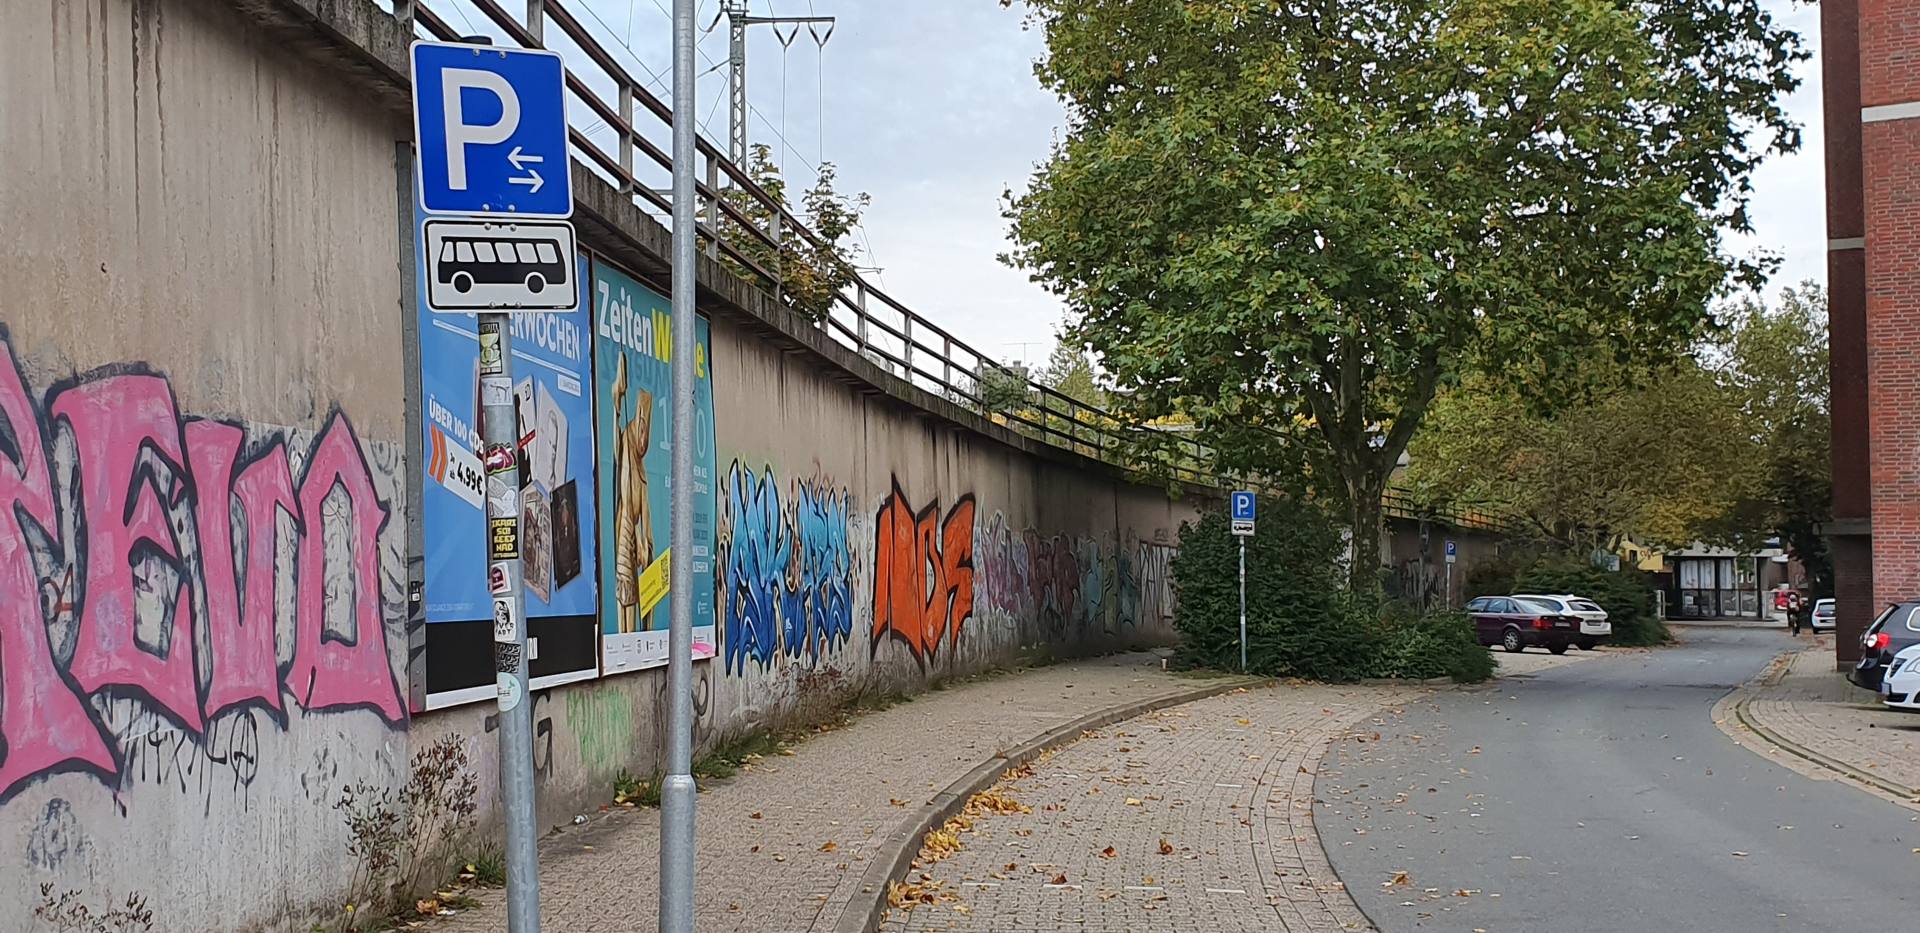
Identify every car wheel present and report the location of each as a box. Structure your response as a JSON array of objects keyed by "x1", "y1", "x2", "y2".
[
  {"x1": 1548, "y1": 642, "x2": 1570, "y2": 655},
  {"x1": 1576, "y1": 638, "x2": 1598, "y2": 651},
  {"x1": 1502, "y1": 627, "x2": 1524, "y2": 653}
]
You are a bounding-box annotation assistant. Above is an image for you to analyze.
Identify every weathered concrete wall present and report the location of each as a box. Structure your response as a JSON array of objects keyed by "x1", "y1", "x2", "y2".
[
  {"x1": 0, "y1": 0, "x2": 1198, "y2": 929},
  {"x1": 0, "y1": 0, "x2": 414, "y2": 930},
  {"x1": 1384, "y1": 518, "x2": 1508, "y2": 609},
  {"x1": 409, "y1": 276, "x2": 1196, "y2": 857}
]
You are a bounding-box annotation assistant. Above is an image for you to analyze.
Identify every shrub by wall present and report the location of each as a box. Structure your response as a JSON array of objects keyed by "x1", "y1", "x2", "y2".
[{"x1": 1172, "y1": 504, "x2": 1492, "y2": 682}]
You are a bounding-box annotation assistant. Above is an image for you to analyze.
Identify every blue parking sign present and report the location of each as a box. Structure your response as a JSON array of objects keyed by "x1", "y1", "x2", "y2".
[
  {"x1": 1231, "y1": 491, "x2": 1256, "y2": 521},
  {"x1": 411, "y1": 41, "x2": 573, "y2": 218}
]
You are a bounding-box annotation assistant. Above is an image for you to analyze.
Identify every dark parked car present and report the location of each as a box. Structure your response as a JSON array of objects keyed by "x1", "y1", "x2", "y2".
[
  {"x1": 1467, "y1": 596, "x2": 1584, "y2": 655},
  {"x1": 1850, "y1": 601, "x2": 1920, "y2": 690}
]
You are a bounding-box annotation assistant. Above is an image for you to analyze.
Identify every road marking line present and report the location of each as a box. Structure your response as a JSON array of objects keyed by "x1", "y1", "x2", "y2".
[
  {"x1": 1206, "y1": 887, "x2": 1248, "y2": 895},
  {"x1": 1215, "y1": 782, "x2": 1244, "y2": 788},
  {"x1": 962, "y1": 882, "x2": 999, "y2": 888},
  {"x1": 1124, "y1": 885, "x2": 1164, "y2": 891}
]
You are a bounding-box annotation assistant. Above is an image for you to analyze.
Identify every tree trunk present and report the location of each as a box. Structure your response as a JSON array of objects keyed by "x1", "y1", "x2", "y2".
[{"x1": 1345, "y1": 476, "x2": 1386, "y2": 596}]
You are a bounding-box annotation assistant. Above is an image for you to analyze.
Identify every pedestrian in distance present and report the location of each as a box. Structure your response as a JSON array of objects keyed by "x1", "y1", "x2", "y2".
[{"x1": 1787, "y1": 591, "x2": 1805, "y2": 636}]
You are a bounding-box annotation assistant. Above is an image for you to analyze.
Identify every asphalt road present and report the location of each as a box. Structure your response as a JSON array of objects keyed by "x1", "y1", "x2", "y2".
[{"x1": 1317, "y1": 625, "x2": 1920, "y2": 932}]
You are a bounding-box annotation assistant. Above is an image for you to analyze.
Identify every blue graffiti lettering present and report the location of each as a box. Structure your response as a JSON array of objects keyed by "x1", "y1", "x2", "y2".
[{"x1": 719, "y1": 463, "x2": 856, "y2": 674}]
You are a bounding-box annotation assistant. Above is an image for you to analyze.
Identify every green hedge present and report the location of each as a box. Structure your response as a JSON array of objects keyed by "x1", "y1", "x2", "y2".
[{"x1": 1171, "y1": 503, "x2": 1493, "y2": 683}]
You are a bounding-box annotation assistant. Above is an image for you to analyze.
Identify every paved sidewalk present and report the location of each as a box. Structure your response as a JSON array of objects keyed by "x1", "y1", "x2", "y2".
[
  {"x1": 432, "y1": 654, "x2": 1235, "y2": 933},
  {"x1": 1725, "y1": 637, "x2": 1920, "y2": 800},
  {"x1": 878, "y1": 682, "x2": 1407, "y2": 933}
]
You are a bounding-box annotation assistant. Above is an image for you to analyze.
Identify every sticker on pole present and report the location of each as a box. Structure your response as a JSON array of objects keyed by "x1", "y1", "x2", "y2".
[
  {"x1": 487, "y1": 474, "x2": 519, "y2": 518},
  {"x1": 493, "y1": 595, "x2": 522, "y2": 642},
  {"x1": 496, "y1": 672, "x2": 522, "y2": 712},
  {"x1": 489, "y1": 516, "x2": 519, "y2": 560},
  {"x1": 488, "y1": 561, "x2": 512, "y2": 594},
  {"x1": 480, "y1": 374, "x2": 513, "y2": 406},
  {"x1": 423, "y1": 219, "x2": 579, "y2": 313},
  {"x1": 1230, "y1": 490, "x2": 1256, "y2": 536},
  {"x1": 478, "y1": 322, "x2": 504, "y2": 376}
]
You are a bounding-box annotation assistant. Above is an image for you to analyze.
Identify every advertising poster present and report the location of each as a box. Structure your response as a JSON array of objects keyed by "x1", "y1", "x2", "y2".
[
  {"x1": 415, "y1": 209, "x2": 600, "y2": 706},
  {"x1": 592, "y1": 258, "x2": 717, "y2": 673}
]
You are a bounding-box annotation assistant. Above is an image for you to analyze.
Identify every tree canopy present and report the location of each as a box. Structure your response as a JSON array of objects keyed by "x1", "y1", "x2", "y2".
[
  {"x1": 1405, "y1": 282, "x2": 1831, "y2": 590},
  {"x1": 1002, "y1": 0, "x2": 1805, "y2": 588}
]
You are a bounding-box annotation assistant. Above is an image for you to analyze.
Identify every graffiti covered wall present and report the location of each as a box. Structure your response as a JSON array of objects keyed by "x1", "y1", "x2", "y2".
[
  {"x1": 699, "y1": 306, "x2": 1196, "y2": 743},
  {"x1": 0, "y1": 331, "x2": 409, "y2": 930},
  {"x1": 0, "y1": 0, "x2": 415, "y2": 925}
]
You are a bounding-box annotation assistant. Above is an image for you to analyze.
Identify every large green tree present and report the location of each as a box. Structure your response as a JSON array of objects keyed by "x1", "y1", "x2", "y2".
[
  {"x1": 1718, "y1": 282, "x2": 1832, "y2": 593},
  {"x1": 1405, "y1": 365, "x2": 1765, "y2": 550},
  {"x1": 1002, "y1": 0, "x2": 1804, "y2": 590},
  {"x1": 1406, "y1": 282, "x2": 1832, "y2": 590}
]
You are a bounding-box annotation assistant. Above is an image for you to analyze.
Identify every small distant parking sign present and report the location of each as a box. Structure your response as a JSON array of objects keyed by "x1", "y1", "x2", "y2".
[
  {"x1": 1231, "y1": 491, "x2": 1255, "y2": 536},
  {"x1": 1445, "y1": 539, "x2": 1457, "y2": 563}
]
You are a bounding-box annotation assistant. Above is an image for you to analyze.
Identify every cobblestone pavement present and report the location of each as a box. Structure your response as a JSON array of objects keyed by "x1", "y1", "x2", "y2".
[
  {"x1": 878, "y1": 682, "x2": 1411, "y2": 933},
  {"x1": 431, "y1": 654, "x2": 1229, "y2": 933},
  {"x1": 1729, "y1": 635, "x2": 1920, "y2": 798}
]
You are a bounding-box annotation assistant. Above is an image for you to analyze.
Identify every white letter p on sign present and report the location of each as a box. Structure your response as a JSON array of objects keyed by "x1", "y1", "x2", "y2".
[{"x1": 441, "y1": 68, "x2": 521, "y2": 190}]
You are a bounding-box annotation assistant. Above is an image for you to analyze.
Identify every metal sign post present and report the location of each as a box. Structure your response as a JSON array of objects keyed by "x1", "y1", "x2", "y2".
[
  {"x1": 1230, "y1": 492, "x2": 1255, "y2": 672},
  {"x1": 410, "y1": 37, "x2": 580, "y2": 933},
  {"x1": 1238, "y1": 537, "x2": 1248, "y2": 672},
  {"x1": 477, "y1": 319, "x2": 539, "y2": 933},
  {"x1": 660, "y1": 0, "x2": 700, "y2": 930},
  {"x1": 1444, "y1": 539, "x2": 1457, "y2": 608}
]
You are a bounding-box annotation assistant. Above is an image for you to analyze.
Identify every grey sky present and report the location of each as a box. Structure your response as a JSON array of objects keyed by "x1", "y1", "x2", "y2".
[{"x1": 558, "y1": 0, "x2": 1826, "y2": 368}]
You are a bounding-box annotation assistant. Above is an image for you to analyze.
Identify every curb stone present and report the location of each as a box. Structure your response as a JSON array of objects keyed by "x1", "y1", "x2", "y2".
[
  {"x1": 831, "y1": 676, "x2": 1265, "y2": 933},
  {"x1": 1712, "y1": 652, "x2": 1920, "y2": 812}
]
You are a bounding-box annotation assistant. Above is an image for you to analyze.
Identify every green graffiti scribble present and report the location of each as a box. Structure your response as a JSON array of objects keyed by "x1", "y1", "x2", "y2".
[{"x1": 566, "y1": 684, "x2": 634, "y2": 777}]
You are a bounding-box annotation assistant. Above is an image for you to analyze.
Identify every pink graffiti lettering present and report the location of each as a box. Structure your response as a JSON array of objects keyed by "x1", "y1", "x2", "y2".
[
  {"x1": 189, "y1": 421, "x2": 289, "y2": 720},
  {"x1": 287, "y1": 414, "x2": 403, "y2": 722},
  {"x1": 51, "y1": 375, "x2": 202, "y2": 734},
  {"x1": 0, "y1": 344, "x2": 116, "y2": 795},
  {"x1": 0, "y1": 337, "x2": 404, "y2": 805}
]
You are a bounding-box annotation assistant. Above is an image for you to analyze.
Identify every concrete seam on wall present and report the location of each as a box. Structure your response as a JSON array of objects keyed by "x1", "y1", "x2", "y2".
[
  {"x1": 1861, "y1": 100, "x2": 1920, "y2": 123},
  {"x1": 833, "y1": 676, "x2": 1265, "y2": 933}
]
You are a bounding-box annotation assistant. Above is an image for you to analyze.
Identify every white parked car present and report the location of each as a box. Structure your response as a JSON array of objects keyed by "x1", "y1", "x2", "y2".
[
  {"x1": 1882, "y1": 644, "x2": 1920, "y2": 713},
  {"x1": 1811, "y1": 598, "x2": 1836, "y2": 632},
  {"x1": 1514, "y1": 594, "x2": 1612, "y2": 649}
]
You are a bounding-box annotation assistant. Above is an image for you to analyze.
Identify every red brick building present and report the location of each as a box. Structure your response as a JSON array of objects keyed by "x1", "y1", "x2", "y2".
[{"x1": 1824, "y1": 1, "x2": 1920, "y2": 662}]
